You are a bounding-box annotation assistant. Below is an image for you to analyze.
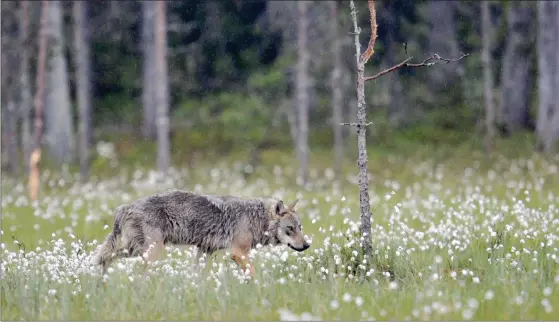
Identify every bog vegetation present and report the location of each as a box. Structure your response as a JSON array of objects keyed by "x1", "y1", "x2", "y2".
[{"x1": 1, "y1": 148, "x2": 558, "y2": 320}]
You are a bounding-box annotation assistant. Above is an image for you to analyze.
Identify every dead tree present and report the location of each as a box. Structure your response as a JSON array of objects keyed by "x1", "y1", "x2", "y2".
[
  {"x1": 28, "y1": 0, "x2": 49, "y2": 201},
  {"x1": 346, "y1": 0, "x2": 468, "y2": 258}
]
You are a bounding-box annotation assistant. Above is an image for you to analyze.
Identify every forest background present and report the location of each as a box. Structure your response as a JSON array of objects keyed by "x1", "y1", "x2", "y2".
[{"x1": 1, "y1": 0, "x2": 558, "y2": 183}]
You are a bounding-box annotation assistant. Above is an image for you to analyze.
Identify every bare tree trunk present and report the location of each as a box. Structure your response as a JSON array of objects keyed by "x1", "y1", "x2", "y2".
[
  {"x1": 73, "y1": 1, "x2": 92, "y2": 180},
  {"x1": 142, "y1": 1, "x2": 157, "y2": 139},
  {"x1": 350, "y1": 0, "x2": 376, "y2": 258},
  {"x1": 44, "y1": 0, "x2": 75, "y2": 165},
  {"x1": 500, "y1": 1, "x2": 535, "y2": 134},
  {"x1": 29, "y1": 0, "x2": 49, "y2": 201},
  {"x1": 536, "y1": 1, "x2": 559, "y2": 152},
  {"x1": 481, "y1": 0, "x2": 496, "y2": 153},
  {"x1": 19, "y1": 0, "x2": 32, "y2": 176},
  {"x1": 155, "y1": 0, "x2": 170, "y2": 173},
  {"x1": 296, "y1": 0, "x2": 310, "y2": 186},
  {"x1": 330, "y1": 0, "x2": 344, "y2": 181}
]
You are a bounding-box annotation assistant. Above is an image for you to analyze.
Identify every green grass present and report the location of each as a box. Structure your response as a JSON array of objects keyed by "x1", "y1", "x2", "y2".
[{"x1": 1, "y1": 144, "x2": 559, "y2": 320}]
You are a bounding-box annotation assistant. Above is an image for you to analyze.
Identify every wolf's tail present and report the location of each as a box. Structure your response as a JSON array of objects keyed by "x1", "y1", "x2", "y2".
[
  {"x1": 91, "y1": 232, "x2": 120, "y2": 273},
  {"x1": 91, "y1": 210, "x2": 124, "y2": 272}
]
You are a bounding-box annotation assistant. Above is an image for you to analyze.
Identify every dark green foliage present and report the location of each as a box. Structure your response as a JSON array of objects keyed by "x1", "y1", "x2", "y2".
[{"x1": 12, "y1": 0, "x2": 540, "y2": 162}]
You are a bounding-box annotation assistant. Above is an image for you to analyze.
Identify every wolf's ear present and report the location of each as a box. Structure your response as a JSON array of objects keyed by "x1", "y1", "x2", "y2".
[
  {"x1": 275, "y1": 200, "x2": 285, "y2": 217},
  {"x1": 288, "y1": 199, "x2": 299, "y2": 211}
]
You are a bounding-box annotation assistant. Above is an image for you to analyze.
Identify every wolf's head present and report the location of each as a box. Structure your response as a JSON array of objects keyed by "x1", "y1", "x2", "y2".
[{"x1": 271, "y1": 199, "x2": 310, "y2": 252}]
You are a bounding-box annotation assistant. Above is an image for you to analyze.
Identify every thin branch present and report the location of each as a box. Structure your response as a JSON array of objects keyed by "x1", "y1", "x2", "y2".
[
  {"x1": 341, "y1": 122, "x2": 373, "y2": 127},
  {"x1": 359, "y1": 0, "x2": 377, "y2": 65},
  {"x1": 364, "y1": 56, "x2": 413, "y2": 81},
  {"x1": 364, "y1": 52, "x2": 469, "y2": 82}
]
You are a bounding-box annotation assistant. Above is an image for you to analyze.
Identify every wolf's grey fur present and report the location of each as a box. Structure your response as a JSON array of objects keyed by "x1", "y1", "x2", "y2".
[{"x1": 92, "y1": 189, "x2": 309, "y2": 276}]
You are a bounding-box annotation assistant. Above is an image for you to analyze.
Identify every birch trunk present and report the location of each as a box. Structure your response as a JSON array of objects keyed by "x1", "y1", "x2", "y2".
[
  {"x1": 330, "y1": 0, "x2": 344, "y2": 181},
  {"x1": 142, "y1": 1, "x2": 157, "y2": 139},
  {"x1": 44, "y1": 0, "x2": 75, "y2": 165},
  {"x1": 154, "y1": 0, "x2": 170, "y2": 172},
  {"x1": 19, "y1": 0, "x2": 32, "y2": 175},
  {"x1": 536, "y1": 1, "x2": 559, "y2": 152},
  {"x1": 481, "y1": 0, "x2": 496, "y2": 153},
  {"x1": 1, "y1": 2, "x2": 19, "y2": 176},
  {"x1": 500, "y1": 1, "x2": 535, "y2": 133},
  {"x1": 295, "y1": 0, "x2": 310, "y2": 186},
  {"x1": 427, "y1": 1, "x2": 461, "y2": 91},
  {"x1": 73, "y1": 1, "x2": 92, "y2": 180},
  {"x1": 29, "y1": 0, "x2": 49, "y2": 201},
  {"x1": 4, "y1": 98, "x2": 19, "y2": 176}
]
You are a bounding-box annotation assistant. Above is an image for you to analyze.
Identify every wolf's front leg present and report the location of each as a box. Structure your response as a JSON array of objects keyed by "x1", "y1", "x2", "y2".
[
  {"x1": 231, "y1": 249, "x2": 255, "y2": 279},
  {"x1": 231, "y1": 232, "x2": 255, "y2": 279}
]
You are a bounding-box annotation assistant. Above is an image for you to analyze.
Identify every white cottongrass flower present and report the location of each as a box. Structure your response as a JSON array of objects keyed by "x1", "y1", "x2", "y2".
[
  {"x1": 278, "y1": 308, "x2": 300, "y2": 321},
  {"x1": 330, "y1": 300, "x2": 339, "y2": 310},
  {"x1": 462, "y1": 308, "x2": 475, "y2": 320},
  {"x1": 355, "y1": 296, "x2": 364, "y2": 307}
]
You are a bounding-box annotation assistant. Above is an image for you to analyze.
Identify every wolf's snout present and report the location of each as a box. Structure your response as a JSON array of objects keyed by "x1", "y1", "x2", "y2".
[{"x1": 290, "y1": 241, "x2": 310, "y2": 252}]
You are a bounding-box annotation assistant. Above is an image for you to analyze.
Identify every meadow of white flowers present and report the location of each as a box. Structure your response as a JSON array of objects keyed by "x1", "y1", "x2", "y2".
[{"x1": 1, "y1": 154, "x2": 558, "y2": 320}]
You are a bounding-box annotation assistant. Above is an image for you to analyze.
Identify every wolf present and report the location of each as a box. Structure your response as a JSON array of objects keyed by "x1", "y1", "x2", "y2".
[{"x1": 91, "y1": 189, "x2": 310, "y2": 278}]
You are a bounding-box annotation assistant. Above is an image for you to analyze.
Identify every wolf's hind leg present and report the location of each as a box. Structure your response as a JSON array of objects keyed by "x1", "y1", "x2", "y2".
[{"x1": 141, "y1": 229, "x2": 165, "y2": 264}]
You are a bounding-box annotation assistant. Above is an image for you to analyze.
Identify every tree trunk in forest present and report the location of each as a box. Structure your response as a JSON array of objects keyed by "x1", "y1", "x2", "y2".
[
  {"x1": 481, "y1": 0, "x2": 496, "y2": 153},
  {"x1": 155, "y1": 0, "x2": 170, "y2": 173},
  {"x1": 29, "y1": 0, "x2": 49, "y2": 201},
  {"x1": 295, "y1": 0, "x2": 310, "y2": 186},
  {"x1": 426, "y1": 1, "x2": 461, "y2": 92},
  {"x1": 142, "y1": 1, "x2": 157, "y2": 140},
  {"x1": 1, "y1": 1, "x2": 19, "y2": 177},
  {"x1": 1, "y1": 24, "x2": 18, "y2": 176},
  {"x1": 536, "y1": 1, "x2": 559, "y2": 152},
  {"x1": 19, "y1": 0, "x2": 32, "y2": 175},
  {"x1": 329, "y1": 0, "x2": 344, "y2": 181},
  {"x1": 3, "y1": 97, "x2": 19, "y2": 177},
  {"x1": 73, "y1": 1, "x2": 93, "y2": 180},
  {"x1": 44, "y1": 0, "x2": 75, "y2": 165},
  {"x1": 500, "y1": 1, "x2": 535, "y2": 134},
  {"x1": 383, "y1": 22, "x2": 407, "y2": 126}
]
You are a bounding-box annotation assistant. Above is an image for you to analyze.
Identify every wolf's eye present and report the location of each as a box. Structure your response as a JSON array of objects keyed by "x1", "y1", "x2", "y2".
[{"x1": 286, "y1": 226, "x2": 295, "y2": 236}]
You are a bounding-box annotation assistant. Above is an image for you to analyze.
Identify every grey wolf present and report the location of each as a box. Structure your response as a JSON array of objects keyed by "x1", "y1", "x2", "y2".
[{"x1": 92, "y1": 189, "x2": 310, "y2": 278}]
